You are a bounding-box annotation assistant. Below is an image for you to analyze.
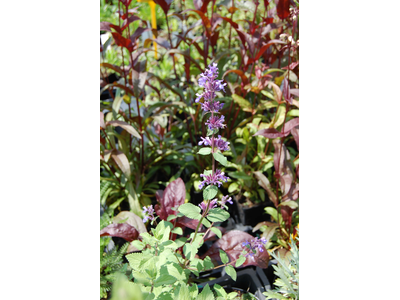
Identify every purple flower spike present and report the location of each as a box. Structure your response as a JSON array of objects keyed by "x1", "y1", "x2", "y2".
[
  {"x1": 199, "y1": 199, "x2": 218, "y2": 213},
  {"x1": 142, "y1": 205, "x2": 155, "y2": 223},
  {"x1": 198, "y1": 169, "x2": 229, "y2": 189},
  {"x1": 220, "y1": 195, "x2": 233, "y2": 209},
  {"x1": 198, "y1": 135, "x2": 230, "y2": 152},
  {"x1": 205, "y1": 115, "x2": 226, "y2": 130}
]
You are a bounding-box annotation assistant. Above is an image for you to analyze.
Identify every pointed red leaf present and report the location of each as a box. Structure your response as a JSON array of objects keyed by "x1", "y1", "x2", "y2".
[
  {"x1": 153, "y1": 0, "x2": 173, "y2": 15},
  {"x1": 254, "y1": 118, "x2": 299, "y2": 139},
  {"x1": 277, "y1": 0, "x2": 290, "y2": 20}
]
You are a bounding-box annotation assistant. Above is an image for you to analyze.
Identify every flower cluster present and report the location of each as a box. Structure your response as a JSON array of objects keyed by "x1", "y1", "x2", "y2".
[
  {"x1": 242, "y1": 237, "x2": 268, "y2": 257},
  {"x1": 199, "y1": 135, "x2": 230, "y2": 152},
  {"x1": 142, "y1": 205, "x2": 156, "y2": 223},
  {"x1": 220, "y1": 195, "x2": 233, "y2": 207},
  {"x1": 198, "y1": 199, "x2": 218, "y2": 214},
  {"x1": 195, "y1": 63, "x2": 227, "y2": 106},
  {"x1": 198, "y1": 169, "x2": 229, "y2": 189}
]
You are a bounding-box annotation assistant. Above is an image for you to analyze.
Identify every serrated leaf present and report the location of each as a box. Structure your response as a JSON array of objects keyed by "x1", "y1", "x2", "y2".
[
  {"x1": 207, "y1": 208, "x2": 230, "y2": 223},
  {"x1": 130, "y1": 240, "x2": 145, "y2": 251},
  {"x1": 225, "y1": 265, "x2": 236, "y2": 281},
  {"x1": 213, "y1": 152, "x2": 228, "y2": 166},
  {"x1": 203, "y1": 185, "x2": 218, "y2": 200},
  {"x1": 213, "y1": 284, "x2": 227, "y2": 298},
  {"x1": 198, "y1": 284, "x2": 215, "y2": 300},
  {"x1": 198, "y1": 148, "x2": 212, "y2": 155},
  {"x1": 219, "y1": 249, "x2": 229, "y2": 264},
  {"x1": 235, "y1": 255, "x2": 246, "y2": 268},
  {"x1": 178, "y1": 203, "x2": 202, "y2": 220},
  {"x1": 210, "y1": 227, "x2": 222, "y2": 238}
]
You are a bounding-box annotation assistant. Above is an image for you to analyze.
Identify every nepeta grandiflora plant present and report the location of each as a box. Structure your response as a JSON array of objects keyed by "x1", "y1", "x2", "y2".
[{"x1": 119, "y1": 64, "x2": 258, "y2": 300}]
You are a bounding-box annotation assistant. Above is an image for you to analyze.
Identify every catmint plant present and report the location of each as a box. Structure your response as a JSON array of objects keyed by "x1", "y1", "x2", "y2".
[{"x1": 121, "y1": 64, "x2": 249, "y2": 300}]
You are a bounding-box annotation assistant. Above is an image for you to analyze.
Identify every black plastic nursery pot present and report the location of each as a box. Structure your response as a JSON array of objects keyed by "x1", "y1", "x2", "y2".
[{"x1": 197, "y1": 266, "x2": 273, "y2": 300}]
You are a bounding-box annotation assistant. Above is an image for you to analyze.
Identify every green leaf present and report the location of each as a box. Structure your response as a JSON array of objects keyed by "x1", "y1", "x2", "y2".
[
  {"x1": 198, "y1": 148, "x2": 212, "y2": 155},
  {"x1": 232, "y1": 94, "x2": 252, "y2": 110},
  {"x1": 175, "y1": 283, "x2": 190, "y2": 300},
  {"x1": 225, "y1": 265, "x2": 237, "y2": 281},
  {"x1": 167, "y1": 214, "x2": 178, "y2": 221},
  {"x1": 198, "y1": 284, "x2": 215, "y2": 300},
  {"x1": 213, "y1": 152, "x2": 228, "y2": 166},
  {"x1": 235, "y1": 255, "x2": 246, "y2": 268},
  {"x1": 265, "y1": 207, "x2": 278, "y2": 222},
  {"x1": 228, "y1": 182, "x2": 239, "y2": 193},
  {"x1": 213, "y1": 284, "x2": 227, "y2": 298},
  {"x1": 207, "y1": 208, "x2": 230, "y2": 223},
  {"x1": 153, "y1": 273, "x2": 176, "y2": 287},
  {"x1": 279, "y1": 200, "x2": 299, "y2": 209},
  {"x1": 203, "y1": 185, "x2": 218, "y2": 200},
  {"x1": 207, "y1": 128, "x2": 219, "y2": 136},
  {"x1": 228, "y1": 171, "x2": 252, "y2": 180},
  {"x1": 130, "y1": 240, "x2": 145, "y2": 251},
  {"x1": 178, "y1": 203, "x2": 202, "y2": 220},
  {"x1": 210, "y1": 227, "x2": 222, "y2": 238},
  {"x1": 219, "y1": 250, "x2": 229, "y2": 264},
  {"x1": 203, "y1": 256, "x2": 215, "y2": 270},
  {"x1": 202, "y1": 218, "x2": 212, "y2": 228},
  {"x1": 171, "y1": 227, "x2": 183, "y2": 235}
]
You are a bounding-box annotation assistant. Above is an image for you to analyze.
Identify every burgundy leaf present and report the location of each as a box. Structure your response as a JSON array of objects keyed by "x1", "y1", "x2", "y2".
[
  {"x1": 253, "y1": 221, "x2": 278, "y2": 233},
  {"x1": 111, "y1": 32, "x2": 134, "y2": 51},
  {"x1": 253, "y1": 171, "x2": 278, "y2": 207},
  {"x1": 155, "y1": 178, "x2": 186, "y2": 220},
  {"x1": 130, "y1": 27, "x2": 150, "y2": 42},
  {"x1": 222, "y1": 69, "x2": 249, "y2": 86},
  {"x1": 153, "y1": 0, "x2": 173, "y2": 15},
  {"x1": 111, "y1": 150, "x2": 131, "y2": 178},
  {"x1": 282, "y1": 78, "x2": 292, "y2": 104},
  {"x1": 201, "y1": 230, "x2": 270, "y2": 269},
  {"x1": 253, "y1": 118, "x2": 299, "y2": 139},
  {"x1": 291, "y1": 125, "x2": 299, "y2": 151},
  {"x1": 252, "y1": 39, "x2": 286, "y2": 63},
  {"x1": 183, "y1": 9, "x2": 212, "y2": 38},
  {"x1": 276, "y1": 0, "x2": 290, "y2": 20},
  {"x1": 176, "y1": 216, "x2": 200, "y2": 231},
  {"x1": 106, "y1": 120, "x2": 141, "y2": 139},
  {"x1": 119, "y1": 0, "x2": 132, "y2": 7},
  {"x1": 100, "y1": 223, "x2": 139, "y2": 242},
  {"x1": 100, "y1": 22, "x2": 112, "y2": 32},
  {"x1": 122, "y1": 15, "x2": 141, "y2": 29}
]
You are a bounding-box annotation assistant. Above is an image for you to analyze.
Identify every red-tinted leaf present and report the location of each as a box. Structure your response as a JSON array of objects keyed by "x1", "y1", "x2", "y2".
[
  {"x1": 253, "y1": 171, "x2": 278, "y2": 207},
  {"x1": 153, "y1": 0, "x2": 173, "y2": 15},
  {"x1": 253, "y1": 221, "x2": 278, "y2": 233},
  {"x1": 100, "y1": 112, "x2": 105, "y2": 129},
  {"x1": 100, "y1": 62, "x2": 124, "y2": 75},
  {"x1": 210, "y1": 30, "x2": 220, "y2": 49},
  {"x1": 106, "y1": 120, "x2": 141, "y2": 139},
  {"x1": 155, "y1": 178, "x2": 186, "y2": 220},
  {"x1": 193, "y1": 0, "x2": 212, "y2": 13},
  {"x1": 253, "y1": 118, "x2": 299, "y2": 139},
  {"x1": 111, "y1": 150, "x2": 131, "y2": 178},
  {"x1": 201, "y1": 230, "x2": 270, "y2": 269},
  {"x1": 176, "y1": 216, "x2": 200, "y2": 230},
  {"x1": 122, "y1": 15, "x2": 141, "y2": 29},
  {"x1": 282, "y1": 62, "x2": 299, "y2": 71},
  {"x1": 277, "y1": 0, "x2": 290, "y2": 20},
  {"x1": 119, "y1": 0, "x2": 132, "y2": 7},
  {"x1": 130, "y1": 27, "x2": 150, "y2": 42},
  {"x1": 183, "y1": 9, "x2": 212, "y2": 38},
  {"x1": 291, "y1": 125, "x2": 299, "y2": 151},
  {"x1": 111, "y1": 32, "x2": 134, "y2": 51},
  {"x1": 100, "y1": 223, "x2": 139, "y2": 242},
  {"x1": 281, "y1": 78, "x2": 292, "y2": 104},
  {"x1": 113, "y1": 211, "x2": 147, "y2": 234},
  {"x1": 252, "y1": 39, "x2": 286, "y2": 63},
  {"x1": 100, "y1": 22, "x2": 112, "y2": 32},
  {"x1": 217, "y1": 15, "x2": 247, "y2": 49},
  {"x1": 290, "y1": 89, "x2": 299, "y2": 97}
]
